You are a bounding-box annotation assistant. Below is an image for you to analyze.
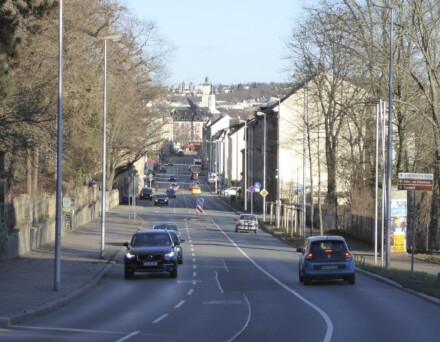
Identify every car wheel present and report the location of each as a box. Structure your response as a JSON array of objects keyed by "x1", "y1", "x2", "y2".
[
  {"x1": 348, "y1": 274, "x2": 355, "y2": 285},
  {"x1": 235, "y1": 228, "x2": 238, "y2": 233},
  {"x1": 170, "y1": 267, "x2": 178, "y2": 278},
  {"x1": 255, "y1": 228, "x2": 258, "y2": 234},
  {"x1": 178, "y1": 258, "x2": 183, "y2": 265},
  {"x1": 124, "y1": 268, "x2": 134, "y2": 279},
  {"x1": 299, "y1": 270, "x2": 304, "y2": 283},
  {"x1": 304, "y1": 275, "x2": 311, "y2": 286}
]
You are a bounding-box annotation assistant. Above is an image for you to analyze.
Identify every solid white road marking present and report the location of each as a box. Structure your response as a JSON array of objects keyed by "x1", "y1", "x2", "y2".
[
  {"x1": 187, "y1": 288, "x2": 194, "y2": 296},
  {"x1": 213, "y1": 220, "x2": 334, "y2": 342},
  {"x1": 114, "y1": 331, "x2": 140, "y2": 342}
]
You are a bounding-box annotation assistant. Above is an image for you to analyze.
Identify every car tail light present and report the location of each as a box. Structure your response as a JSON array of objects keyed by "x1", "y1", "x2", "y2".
[
  {"x1": 345, "y1": 252, "x2": 353, "y2": 261},
  {"x1": 237, "y1": 222, "x2": 242, "y2": 226},
  {"x1": 306, "y1": 252, "x2": 313, "y2": 261}
]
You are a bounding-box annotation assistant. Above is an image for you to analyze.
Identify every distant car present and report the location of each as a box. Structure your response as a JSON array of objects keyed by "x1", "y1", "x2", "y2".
[
  {"x1": 190, "y1": 172, "x2": 199, "y2": 180},
  {"x1": 235, "y1": 214, "x2": 259, "y2": 233},
  {"x1": 168, "y1": 161, "x2": 174, "y2": 166},
  {"x1": 223, "y1": 187, "x2": 239, "y2": 196},
  {"x1": 160, "y1": 165, "x2": 167, "y2": 173},
  {"x1": 297, "y1": 236, "x2": 355, "y2": 285},
  {"x1": 177, "y1": 150, "x2": 184, "y2": 157},
  {"x1": 192, "y1": 186, "x2": 201, "y2": 195},
  {"x1": 154, "y1": 194, "x2": 169, "y2": 206},
  {"x1": 123, "y1": 229, "x2": 178, "y2": 279},
  {"x1": 189, "y1": 181, "x2": 200, "y2": 191},
  {"x1": 168, "y1": 175, "x2": 177, "y2": 181},
  {"x1": 168, "y1": 230, "x2": 184, "y2": 264},
  {"x1": 171, "y1": 183, "x2": 179, "y2": 191},
  {"x1": 152, "y1": 222, "x2": 181, "y2": 238},
  {"x1": 140, "y1": 187, "x2": 153, "y2": 200},
  {"x1": 166, "y1": 188, "x2": 176, "y2": 198},
  {"x1": 208, "y1": 172, "x2": 217, "y2": 184}
]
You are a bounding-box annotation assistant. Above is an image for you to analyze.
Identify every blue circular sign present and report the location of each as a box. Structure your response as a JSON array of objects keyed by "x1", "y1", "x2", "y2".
[
  {"x1": 254, "y1": 182, "x2": 261, "y2": 189},
  {"x1": 196, "y1": 198, "x2": 204, "y2": 205}
]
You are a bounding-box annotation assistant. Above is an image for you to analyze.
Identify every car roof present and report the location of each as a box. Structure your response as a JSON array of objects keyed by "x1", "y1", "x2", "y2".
[
  {"x1": 307, "y1": 236, "x2": 346, "y2": 242},
  {"x1": 153, "y1": 221, "x2": 177, "y2": 226},
  {"x1": 136, "y1": 229, "x2": 169, "y2": 235}
]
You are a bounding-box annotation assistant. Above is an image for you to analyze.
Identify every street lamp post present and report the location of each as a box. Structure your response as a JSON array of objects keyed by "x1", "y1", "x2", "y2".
[
  {"x1": 374, "y1": 1, "x2": 393, "y2": 269},
  {"x1": 100, "y1": 34, "x2": 122, "y2": 259}
]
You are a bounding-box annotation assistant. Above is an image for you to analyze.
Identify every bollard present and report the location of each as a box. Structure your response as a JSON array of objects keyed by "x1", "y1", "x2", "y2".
[{"x1": 437, "y1": 272, "x2": 440, "y2": 287}]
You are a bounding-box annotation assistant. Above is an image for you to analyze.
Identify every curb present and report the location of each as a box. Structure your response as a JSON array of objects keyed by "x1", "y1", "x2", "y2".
[
  {"x1": 0, "y1": 247, "x2": 125, "y2": 328},
  {"x1": 259, "y1": 223, "x2": 440, "y2": 307}
]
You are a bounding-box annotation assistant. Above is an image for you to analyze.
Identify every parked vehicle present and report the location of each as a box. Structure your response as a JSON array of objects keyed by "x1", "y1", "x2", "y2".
[
  {"x1": 140, "y1": 187, "x2": 153, "y2": 200},
  {"x1": 123, "y1": 229, "x2": 178, "y2": 279},
  {"x1": 297, "y1": 236, "x2": 355, "y2": 285},
  {"x1": 208, "y1": 172, "x2": 217, "y2": 184},
  {"x1": 223, "y1": 187, "x2": 239, "y2": 196},
  {"x1": 235, "y1": 214, "x2": 259, "y2": 233},
  {"x1": 190, "y1": 172, "x2": 199, "y2": 180},
  {"x1": 160, "y1": 165, "x2": 167, "y2": 173}
]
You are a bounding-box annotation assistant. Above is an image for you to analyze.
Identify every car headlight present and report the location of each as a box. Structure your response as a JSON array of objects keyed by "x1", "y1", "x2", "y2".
[
  {"x1": 164, "y1": 251, "x2": 176, "y2": 260},
  {"x1": 125, "y1": 252, "x2": 136, "y2": 259}
]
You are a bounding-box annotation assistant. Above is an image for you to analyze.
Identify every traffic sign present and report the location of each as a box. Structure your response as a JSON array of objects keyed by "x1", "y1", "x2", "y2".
[
  {"x1": 260, "y1": 189, "x2": 268, "y2": 197},
  {"x1": 398, "y1": 173, "x2": 433, "y2": 191},
  {"x1": 196, "y1": 198, "x2": 204, "y2": 206},
  {"x1": 249, "y1": 186, "x2": 255, "y2": 193},
  {"x1": 196, "y1": 204, "x2": 203, "y2": 215},
  {"x1": 254, "y1": 182, "x2": 261, "y2": 189}
]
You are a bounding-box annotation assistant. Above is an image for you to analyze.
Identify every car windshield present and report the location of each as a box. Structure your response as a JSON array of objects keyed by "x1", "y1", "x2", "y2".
[
  {"x1": 309, "y1": 240, "x2": 348, "y2": 261},
  {"x1": 132, "y1": 233, "x2": 171, "y2": 247},
  {"x1": 142, "y1": 188, "x2": 152, "y2": 194},
  {"x1": 240, "y1": 214, "x2": 256, "y2": 221},
  {"x1": 156, "y1": 195, "x2": 167, "y2": 199},
  {"x1": 168, "y1": 231, "x2": 179, "y2": 244}
]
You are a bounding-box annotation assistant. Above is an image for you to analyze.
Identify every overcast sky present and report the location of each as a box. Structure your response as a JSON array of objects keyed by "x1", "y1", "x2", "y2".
[{"x1": 124, "y1": 0, "x2": 304, "y2": 85}]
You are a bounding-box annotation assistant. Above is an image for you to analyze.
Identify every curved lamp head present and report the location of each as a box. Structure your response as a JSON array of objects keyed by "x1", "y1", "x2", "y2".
[{"x1": 373, "y1": 1, "x2": 393, "y2": 9}]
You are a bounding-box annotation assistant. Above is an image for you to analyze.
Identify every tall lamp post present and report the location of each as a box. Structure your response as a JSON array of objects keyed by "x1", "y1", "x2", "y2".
[
  {"x1": 54, "y1": 0, "x2": 63, "y2": 291},
  {"x1": 100, "y1": 34, "x2": 122, "y2": 259},
  {"x1": 374, "y1": 1, "x2": 393, "y2": 269}
]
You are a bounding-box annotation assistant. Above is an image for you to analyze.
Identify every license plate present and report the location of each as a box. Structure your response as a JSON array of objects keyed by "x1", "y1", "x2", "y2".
[
  {"x1": 321, "y1": 265, "x2": 337, "y2": 270},
  {"x1": 143, "y1": 261, "x2": 157, "y2": 266}
]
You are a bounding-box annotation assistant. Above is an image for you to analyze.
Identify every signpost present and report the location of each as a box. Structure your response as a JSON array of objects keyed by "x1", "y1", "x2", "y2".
[
  {"x1": 254, "y1": 182, "x2": 261, "y2": 192},
  {"x1": 398, "y1": 172, "x2": 434, "y2": 272},
  {"x1": 249, "y1": 186, "x2": 255, "y2": 214},
  {"x1": 196, "y1": 198, "x2": 204, "y2": 215}
]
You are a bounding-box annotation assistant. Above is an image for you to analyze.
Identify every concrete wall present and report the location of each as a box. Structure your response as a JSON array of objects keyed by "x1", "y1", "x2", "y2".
[{"x1": 0, "y1": 188, "x2": 120, "y2": 262}]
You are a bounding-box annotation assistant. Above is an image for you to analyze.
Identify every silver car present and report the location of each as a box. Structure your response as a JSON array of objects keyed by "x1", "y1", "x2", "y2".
[{"x1": 235, "y1": 214, "x2": 259, "y2": 233}]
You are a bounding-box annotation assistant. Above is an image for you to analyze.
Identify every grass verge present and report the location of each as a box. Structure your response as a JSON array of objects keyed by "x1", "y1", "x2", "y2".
[{"x1": 357, "y1": 263, "x2": 440, "y2": 299}]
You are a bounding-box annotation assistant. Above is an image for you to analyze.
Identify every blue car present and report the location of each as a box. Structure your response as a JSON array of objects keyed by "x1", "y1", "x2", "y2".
[{"x1": 297, "y1": 236, "x2": 355, "y2": 285}]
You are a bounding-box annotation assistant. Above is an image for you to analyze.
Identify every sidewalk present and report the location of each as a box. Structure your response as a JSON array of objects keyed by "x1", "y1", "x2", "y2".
[{"x1": 0, "y1": 205, "x2": 140, "y2": 327}]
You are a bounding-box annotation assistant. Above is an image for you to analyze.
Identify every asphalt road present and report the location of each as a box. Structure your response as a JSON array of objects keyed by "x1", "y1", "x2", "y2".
[{"x1": 1, "y1": 154, "x2": 440, "y2": 342}]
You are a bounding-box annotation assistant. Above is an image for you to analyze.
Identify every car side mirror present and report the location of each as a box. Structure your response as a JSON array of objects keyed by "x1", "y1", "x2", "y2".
[
  {"x1": 296, "y1": 247, "x2": 304, "y2": 253},
  {"x1": 123, "y1": 242, "x2": 129, "y2": 248}
]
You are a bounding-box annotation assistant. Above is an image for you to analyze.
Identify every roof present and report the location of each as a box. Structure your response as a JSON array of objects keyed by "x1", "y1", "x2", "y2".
[{"x1": 306, "y1": 236, "x2": 346, "y2": 242}]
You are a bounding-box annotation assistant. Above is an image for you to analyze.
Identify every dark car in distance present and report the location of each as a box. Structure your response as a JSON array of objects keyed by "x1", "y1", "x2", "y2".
[
  {"x1": 166, "y1": 188, "x2": 176, "y2": 198},
  {"x1": 154, "y1": 194, "x2": 169, "y2": 206},
  {"x1": 168, "y1": 230, "x2": 184, "y2": 264},
  {"x1": 160, "y1": 165, "x2": 167, "y2": 173},
  {"x1": 152, "y1": 222, "x2": 180, "y2": 238},
  {"x1": 123, "y1": 229, "x2": 178, "y2": 278},
  {"x1": 168, "y1": 175, "x2": 177, "y2": 181},
  {"x1": 297, "y1": 236, "x2": 355, "y2": 285},
  {"x1": 140, "y1": 187, "x2": 153, "y2": 200},
  {"x1": 168, "y1": 161, "x2": 174, "y2": 166}
]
